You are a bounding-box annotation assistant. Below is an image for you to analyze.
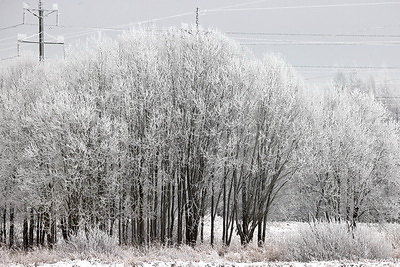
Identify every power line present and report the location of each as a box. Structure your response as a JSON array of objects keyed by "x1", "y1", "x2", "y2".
[
  {"x1": 352, "y1": 23, "x2": 400, "y2": 35},
  {"x1": 19, "y1": 11, "x2": 195, "y2": 35},
  {"x1": 23, "y1": 23, "x2": 130, "y2": 32},
  {"x1": 294, "y1": 65, "x2": 400, "y2": 70},
  {"x1": 0, "y1": 23, "x2": 24, "y2": 31},
  {"x1": 240, "y1": 41, "x2": 400, "y2": 46},
  {"x1": 227, "y1": 32, "x2": 400, "y2": 38},
  {"x1": 212, "y1": 1, "x2": 400, "y2": 12},
  {"x1": 300, "y1": 70, "x2": 400, "y2": 74},
  {"x1": 0, "y1": 41, "x2": 17, "y2": 47},
  {"x1": 134, "y1": 12, "x2": 194, "y2": 25},
  {"x1": 21, "y1": 23, "x2": 400, "y2": 39},
  {"x1": 209, "y1": 0, "x2": 271, "y2": 11},
  {"x1": 64, "y1": 29, "x2": 99, "y2": 39},
  {"x1": 23, "y1": 23, "x2": 400, "y2": 39},
  {"x1": 0, "y1": 43, "x2": 31, "y2": 53},
  {"x1": 0, "y1": 35, "x2": 18, "y2": 43},
  {"x1": 81, "y1": 10, "x2": 195, "y2": 30},
  {"x1": 1, "y1": 3, "x2": 399, "y2": 72},
  {"x1": 0, "y1": 31, "x2": 42, "y2": 53},
  {"x1": 0, "y1": 45, "x2": 24, "y2": 52},
  {"x1": 0, "y1": 55, "x2": 20, "y2": 61}
]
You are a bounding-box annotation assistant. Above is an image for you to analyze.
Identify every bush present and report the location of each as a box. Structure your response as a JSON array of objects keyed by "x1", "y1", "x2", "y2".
[
  {"x1": 281, "y1": 222, "x2": 392, "y2": 261},
  {"x1": 59, "y1": 228, "x2": 121, "y2": 258},
  {"x1": 381, "y1": 223, "x2": 400, "y2": 258}
]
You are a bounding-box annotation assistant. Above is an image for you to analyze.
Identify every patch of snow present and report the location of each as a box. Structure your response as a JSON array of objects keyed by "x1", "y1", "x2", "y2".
[
  {"x1": 23, "y1": 260, "x2": 124, "y2": 267},
  {"x1": 17, "y1": 260, "x2": 398, "y2": 267}
]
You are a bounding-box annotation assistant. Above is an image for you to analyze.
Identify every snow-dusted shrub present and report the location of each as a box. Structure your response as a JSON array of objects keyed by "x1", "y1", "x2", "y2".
[
  {"x1": 225, "y1": 243, "x2": 283, "y2": 262},
  {"x1": 0, "y1": 248, "x2": 64, "y2": 266},
  {"x1": 382, "y1": 223, "x2": 400, "y2": 258},
  {"x1": 59, "y1": 228, "x2": 120, "y2": 257},
  {"x1": 282, "y1": 222, "x2": 392, "y2": 261},
  {"x1": 0, "y1": 248, "x2": 11, "y2": 265}
]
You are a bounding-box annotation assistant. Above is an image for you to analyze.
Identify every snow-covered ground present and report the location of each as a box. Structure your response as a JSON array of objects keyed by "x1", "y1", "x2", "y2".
[
  {"x1": 4, "y1": 220, "x2": 400, "y2": 266},
  {"x1": 9, "y1": 259, "x2": 399, "y2": 267}
]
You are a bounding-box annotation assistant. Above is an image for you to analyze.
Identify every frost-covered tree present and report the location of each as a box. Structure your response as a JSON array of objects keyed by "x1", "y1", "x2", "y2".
[
  {"x1": 298, "y1": 82, "x2": 400, "y2": 226},
  {"x1": 224, "y1": 55, "x2": 306, "y2": 245},
  {"x1": 1, "y1": 27, "x2": 399, "y2": 251}
]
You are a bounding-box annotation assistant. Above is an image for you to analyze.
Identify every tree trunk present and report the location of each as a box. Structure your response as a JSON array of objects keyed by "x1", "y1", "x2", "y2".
[
  {"x1": 29, "y1": 208, "x2": 35, "y2": 247},
  {"x1": 177, "y1": 172, "x2": 183, "y2": 245},
  {"x1": 210, "y1": 184, "x2": 215, "y2": 246},
  {"x1": 138, "y1": 183, "x2": 145, "y2": 245},
  {"x1": 9, "y1": 207, "x2": 14, "y2": 249},
  {"x1": 45, "y1": 212, "x2": 56, "y2": 249},
  {"x1": 2, "y1": 207, "x2": 6, "y2": 246},
  {"x1": 60, "y1": 217, "x2": 68, "y2": 241},
  {"x1": 257, "y1": 219, "x2": 262, "y2": 247},
  {"x1": 160, "y1": 184, "x2": 166, "y2": 244},
  {"x1": 118, "y1": 198, "x2": 122, "y2": 246},
  {"x1": 199, "y1": 188, "x2": 207, "y2": 244},
  {"x1": 261, "y1": 214, "x2": 267, "y2": 244},
  {"x1": 184, "y1": 169, "x2": 200, "y2": 246},
  {"x1": 131, "y1": 216, "x2": 136, "y2": 245},
  {"x1": 0, "y1": 207, "x2": 4, "y2": 245},
  {"x1": 168, "y1": 180, "x2": 175, "y2": 245},
  {"x1": 23, "y1": 215, "x2": 29, "y2": 251}
]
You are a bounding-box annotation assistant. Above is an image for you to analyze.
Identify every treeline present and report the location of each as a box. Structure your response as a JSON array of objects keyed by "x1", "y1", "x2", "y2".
[{"x1": 0, "y1": 28, "x2": 399, "y2": 250}]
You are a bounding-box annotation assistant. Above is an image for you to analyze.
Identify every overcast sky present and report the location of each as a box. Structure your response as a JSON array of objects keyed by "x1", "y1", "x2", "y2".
[{"x1": 1, "y1": 0, "x2": 400, "y2": 86}]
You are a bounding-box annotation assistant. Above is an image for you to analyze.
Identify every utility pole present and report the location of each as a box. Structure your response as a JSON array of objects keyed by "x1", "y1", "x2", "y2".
[
  {"x1": 19, "y1": 1, "x2": 63, "y2": 61},
  {"x1": 195, "y1": 7, "x2": 200, "y2": 31},
  {"x1": 38, "y1": 0, "x2": 44, "y2": 61}
]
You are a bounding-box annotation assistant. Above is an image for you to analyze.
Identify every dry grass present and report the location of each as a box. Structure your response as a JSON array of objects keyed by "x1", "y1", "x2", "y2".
[
  {"x1": 0, "y1": 248, "x2": 64, "y2": 266},
  {"x1": 1, "y1": 222, "x2": 400, "y2": 265},
  {"x1": 280, "y1": 222, "x2": 393, "y2": 261},
  {"x1": 381, "y1": 223, "x2": 400, "y2": 259},
  {"x1": 57, "y1": 228, "x2": 122, "y2": 259}
]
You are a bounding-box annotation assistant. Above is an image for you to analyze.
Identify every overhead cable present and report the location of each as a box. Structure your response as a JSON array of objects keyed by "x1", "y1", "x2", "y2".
[
  {"x1": 240, "y1": 41, "x2": 400, "y2": 46},
  {"x1": 211, "y1": 1, "x2": 400, "y2": 12},
  {"x1": 210, "y1": 0, "x2": 271, "y2": 11},
  {"x1": 294, "y1": 65, "x2": 400, "y2": 70},
  {"x1": 0, "y1": 23, "x2": 24, "y2": 31},
  {"x1": 227, "y1": 32, "x2": 400, "y2": 38},
  {"x1": 0, "y1": 55, "x2": 19, "y2": 61}
]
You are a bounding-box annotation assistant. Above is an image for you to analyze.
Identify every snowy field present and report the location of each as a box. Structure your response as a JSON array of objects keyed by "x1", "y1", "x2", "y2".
[
  {"x1": 3, "y1": 220, "x2": 400, "y2": 267},
  {"x1": 8, "y1": 259, "x2": 400, "y2": 267}
]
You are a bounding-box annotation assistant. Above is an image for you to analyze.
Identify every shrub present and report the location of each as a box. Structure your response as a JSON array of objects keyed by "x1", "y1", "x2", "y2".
[
  {"x1": 59, "y1": 228, "x2": 121, "y2": 258},
  {"x1": 281, "y1": 222, "x2": 392, "y2": 261},
  {"x1": 381, "y1": 223, "x2": 400, "y2": 258}
]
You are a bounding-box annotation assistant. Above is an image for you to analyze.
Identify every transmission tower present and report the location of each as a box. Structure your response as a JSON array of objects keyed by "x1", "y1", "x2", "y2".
[{"x1": 18, "y1": 0, "x2": 64, "y2": 61}]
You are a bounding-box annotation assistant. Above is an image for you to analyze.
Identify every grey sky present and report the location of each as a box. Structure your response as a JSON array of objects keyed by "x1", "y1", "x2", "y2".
[{"x1": 1, "y1": 0, "x2": 400, "y2": 86}]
